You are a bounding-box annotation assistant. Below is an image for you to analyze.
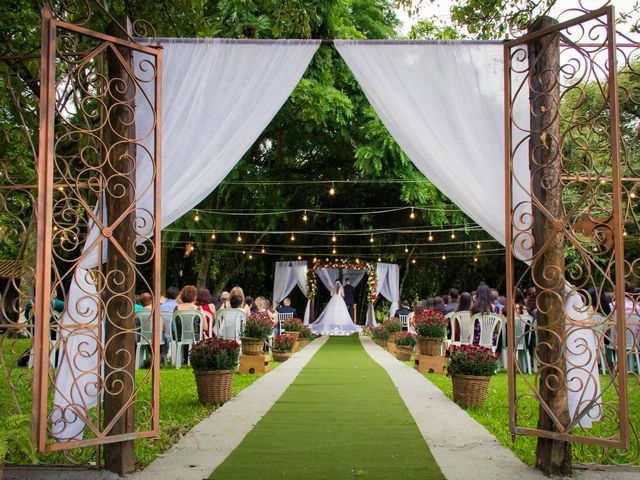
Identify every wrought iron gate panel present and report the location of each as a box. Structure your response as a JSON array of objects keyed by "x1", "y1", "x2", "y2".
[
  {"x1": 32, "y1": 4, "x2": 162, "y2": 454},
  {"x1": 506, "y1": 4, "x2": 640, "y2": 464}
]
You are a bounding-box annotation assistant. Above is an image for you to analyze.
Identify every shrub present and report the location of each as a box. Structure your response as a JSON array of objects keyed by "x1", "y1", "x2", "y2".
[
  {"x1": 298, "y1": 326, "x2": 314, "y2": 340},
  {"x1": 447, "y1": 344, "x2": 499, "y2": 377},
  {"x1": 393, "y1": 331, "x2": 416, "y2": 347},
  {"x1": 414, "y1": 310, "x2": 448, "y2": 338},
  {"x1": 282, "y1": 317, "x2": 304, "y2": 332},
  {"x1": 0, "y1": 414, "x2": 37, "y2": 466},
  {"x1": 370, "y1": 325, "x2": 389, "y2": 341},
  {"x1": 273, "y1": 333, "x2": 296, "y2": 352},
  {"x1": 189, "y1": 338, "x2": 240, "y2": 371},
  {"x1": 243, "y1": 312, "x2": 274, "y2": 340},
  {"x1": 383, "y1": 318, "x2": 403, "y2": 335}
]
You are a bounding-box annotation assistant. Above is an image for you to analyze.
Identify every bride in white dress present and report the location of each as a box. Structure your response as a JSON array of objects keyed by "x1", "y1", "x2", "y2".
[{"x1": 310, "y1": 281, "x2": 362, "y2": 336}]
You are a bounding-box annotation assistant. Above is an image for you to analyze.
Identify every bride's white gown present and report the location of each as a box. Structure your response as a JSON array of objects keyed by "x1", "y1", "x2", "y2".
[{"x1": 310, "y1": 285, "x2": 362, "y2": 336}]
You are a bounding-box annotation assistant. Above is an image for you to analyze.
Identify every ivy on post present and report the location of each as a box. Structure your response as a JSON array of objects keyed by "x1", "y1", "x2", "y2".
[
  {"x1": 103, "y1": 16, "x2": 137, "y2": 475},
  {"x1": 527, "y1": 15, "x2": 572, "y2": 475}
]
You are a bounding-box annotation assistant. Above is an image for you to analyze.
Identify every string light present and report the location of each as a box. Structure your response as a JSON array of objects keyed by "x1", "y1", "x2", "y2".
[
  {"x1": 411, "y1": 258, "x2": 416, "y2": 264},
  {"x1": 211, "y1": 232, "x2": 216, "y2": 240},
  {"x1": 332, "y1": 248, "x2": 337, "y2": 254},
  {"x1": 290, "y1": 233, "x2": 296, "y2": 241},
  {"x1": 355, "y1": 258, "x2": 360, "y2": 264},
  {"x1": 369, "y1": 234, "x2": 374, "y2": 243},
  {"x1": 313, "y1": 257, "x2": 317, "y2": 262},
  {"x1": 329, "y1": 183, "x2": 336, "y2": 196},
  {"x1": 236, "y1": 233, "x2": 242, "y2": 242},
  {"x1": 242, "y1": 250, "x2": 246, "y2": 254},
  {"x1": 631, "y1": 192, "x2": 637, "y2": 199},
  {"x1": 441, "y1": 254, "x2": 446, "y2": 260},
  {"x1": 332, "y1": 232, "x2": 337, "y2": 242},
  {"x1": 404, "y1": 246, "x2": 409, "y2": 253},
  {"x1": 185, "y1": 243, "x2": 194, "y2": 257},
  {"x1": 249, "y1": 254, "x2": 253, "y2": 260},
  {"x1": 450, "y1": 231, "x2": 456, "y2": 240},
  {"x1": 298, "y1": 255, "x2": 302, "y2": 260},
  {"x1": 193, "y1": 212, "x2": 200, "y2": 222},
  {"x1": 474, "y1": 257, "x2": 478, "y2": 262},
  {"x1": 409, "y1": 208, "x2": 416, "y2": 220},
  {"x1": 57, "y1": 186, "x2": 64, "y2": 192},
  {"x1": 476, "y1": 242, "x2": 481, "y2": 249},
  {"x1": 624, "y1": 230, "x2": 628, "y2": 237},
  {"x1": 302, "y1": 210, "x2": 308, "y2": 222},
  {"x1": 377, "y1": 256, "x2": 382, "y2": 262},
  {"x1": 428, "y1": 233, "x2": 434, "y2": 241}
]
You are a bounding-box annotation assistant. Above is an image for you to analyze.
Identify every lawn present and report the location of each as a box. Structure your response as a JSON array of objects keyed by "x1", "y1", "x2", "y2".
[
  {"x1": 420, "y1": 368, "x2": 640, "y2": 467},
  {"x1": 0, "y1": 337, "x2": 277, "y2": 469}
]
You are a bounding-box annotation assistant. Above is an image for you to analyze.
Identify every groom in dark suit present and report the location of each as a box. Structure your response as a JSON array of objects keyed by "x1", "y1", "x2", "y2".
[{"x1": 343, "y1": 278, "x2": 356, "y2": 322}]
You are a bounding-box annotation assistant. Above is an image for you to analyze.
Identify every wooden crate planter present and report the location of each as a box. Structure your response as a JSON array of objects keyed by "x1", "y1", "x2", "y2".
[
  {"x1": 417, "y1": 336, "x2": 445, "y2": 356},
  {"x1": 414, "y1": 354, "x2": 446, "y2": 374},
  {"x1": 239, "y1": 354, "x2": 270, "y2": 374},
  {"x1": 395, "y1": 345, "x2": 413, "y2": 361},
  {"x1": 387, "y1": 341, "x2": 397, "y2": 356},
  {"x1": 297, "y1": 338, "x2": 310, "y2": 349}
]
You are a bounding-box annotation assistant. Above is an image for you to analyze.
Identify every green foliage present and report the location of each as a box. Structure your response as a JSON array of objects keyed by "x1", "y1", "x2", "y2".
[
  {"x1": 273, "y1": 333, "x2": 296, "y2": 351},
  {"x1": 298, "y1": 325, "x2": 314, "y2": 340},
  {"x1": 0, "y1": 414, "x2": 37, "y2": 465},
  {"x1": 243, "y1": 312, "x2": 274, "y2": 340},
  {"x1": 370, "y1": 325, "x2": 389, "y2": 341},
  {"x1": 189, "y1": 338, "x2": 240, "y2": 371},
  {"x1": 447, "y1": 344, "x2": 499, "y2": 377},
  {"x1": 282, "y1": 317, "x2": 304, "y2": 332},
  {"x1": 383, "y1": 317, "x2": 403, "y2": 334},
  {"x1": 393, "y1": 330, "x2": 416, "y2": 347}
]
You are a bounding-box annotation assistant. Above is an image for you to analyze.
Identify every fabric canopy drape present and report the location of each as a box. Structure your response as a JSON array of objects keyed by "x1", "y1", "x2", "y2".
[
  {"x1": 273, "y1": 261, "x2": 311, "y2": 324},
  {"x1": 376, "y1": 263, "x2": 400, "y2": 318},
  {"x1": 316, "y1": 268, "x2": 366, "y2": 291},
  {"x1": 335, "y1": 41, "x2": 530, "y2": 259},
  {"x1": 53, "y1": 39, "x2": 320, "y2": 440}
]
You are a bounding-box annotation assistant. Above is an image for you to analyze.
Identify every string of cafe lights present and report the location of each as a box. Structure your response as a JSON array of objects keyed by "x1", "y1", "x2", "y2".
[
  {"x1": 189, "y1": 205, "x2": 464, "y2": 217},
  {"x1": 165, "y1": 238, "x2": 496, "y2": 249}
]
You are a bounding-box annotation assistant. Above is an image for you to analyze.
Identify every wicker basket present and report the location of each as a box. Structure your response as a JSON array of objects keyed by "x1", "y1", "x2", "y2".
[
  {"x1": 283, "y1": 331, "x2": 300, "y2": 342},
  {"x1": 395, "y1": 345, "x2": 413, "y2": 361},
  {"x1": 194, "y1": 369, "x2": 233, "y2": 405},
  {"x1": 241, "y1": 337, "x2": 265, "y2": 356},
  {"x1": 297, "y1": 338, "x2": 310, "y2": 349},
  {"x1": 417, "y1": 336, "x2": 445, "y2": 356},
  {"x1": 374, "y1": 339, "x2": 387, "y2": 348},
  {"x1": 451, "y1": 373, "x2": 491, "y2": 408},
  {"x1": 272, "y1": 351, "x2": 291, "y2": 362}
]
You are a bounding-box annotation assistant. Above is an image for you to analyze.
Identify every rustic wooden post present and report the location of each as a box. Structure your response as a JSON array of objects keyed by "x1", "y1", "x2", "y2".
[
  {"x1": 527, "y1": 16, "x2": 572, "y2": 475},
  {"x1": 102, "y1": 17, "x2": 137, "y2": 475}
]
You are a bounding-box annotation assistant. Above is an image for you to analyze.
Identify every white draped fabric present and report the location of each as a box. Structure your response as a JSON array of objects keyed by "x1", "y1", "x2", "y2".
[
  {"x1": 273, "y1": 261, "x2": 311, "y2": 324},
  {"x1": 53, "y1": 39, "x2": 320, "y2": 440},
  {"x1": 335, "y1": 41, "x2": 530, "y2": 259},
  {"x1": 375, "y1": 263, "x2": 400, "y2": 318},
  {"x1": 316, "y1": 268, "x2": 366, "y2": 292}
]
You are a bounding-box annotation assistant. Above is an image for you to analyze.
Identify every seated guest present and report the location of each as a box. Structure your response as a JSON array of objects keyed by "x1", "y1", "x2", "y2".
[
  {"x1": 395, "y1": 300, "x2": 411, "y2": 317},
  {"x1": 472, "y1": 283, "x2": 496, "y2": 344},
  {"x1": 433, "y1": 296, "x2": 445, "y2": 313},
  {"x1": 160, "y1": 286, "x2": 179, "y2": 313},
  {"x1": 213, "y1": 291, "x2": 223, "y2": 311},
  {"x1": 491, "y1": 288, "x2": 504, "y2": 314},
  {"x1": 246, "y1": 296, "x2": 258, "y2": 315},
  {"x1": 443, "y1": 288, "x2": 459, "y2": 314},
  {"x1": 451, "y1": 292, "x2": 473, "y2": 342},
  {"x1": 230, "y1": 286, "x2": 251, "y2": 316},
  {"x1": 277, "y1": 297, "x2": 297, "y2": 316},
  {"x1": 255, "y1": 296, "x2": 277, "y2": 325},
  {"x1": 217, "y1": 295, "x2": 247, "y2": 340},
  {"x1": 177, "y1": 285, "x2": 198, "y2": 311},
  {"x1": 195, "y1": 288, "x2": 216, "y2": 338},
  {"x1": 219, "y1": 291, "x2": 230, "y2": 309}
]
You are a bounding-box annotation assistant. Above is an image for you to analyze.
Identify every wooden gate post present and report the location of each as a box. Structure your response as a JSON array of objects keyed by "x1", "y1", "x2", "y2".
[
  {"x1": 103, "y1": 17, "x2": 137, "y2": 475},
  {"x1": 527, "y1": 16, "x2": 572, "y2": 475}
]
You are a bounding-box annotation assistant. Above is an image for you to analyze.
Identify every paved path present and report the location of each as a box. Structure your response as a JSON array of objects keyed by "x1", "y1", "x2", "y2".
[{"x1": 130, "y1": 336, "x2": 328, "y2": 480}]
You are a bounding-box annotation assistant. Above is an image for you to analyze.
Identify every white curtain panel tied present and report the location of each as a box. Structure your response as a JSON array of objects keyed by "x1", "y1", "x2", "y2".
[
  {"x1": 272, "y1": 261, "x2": 311, "y2": 324},
  {"x1": 375, "y1": 263, "x2": 400, "y2": 318},
  {"x1": 53, "y1": 39, "x2": 320, "y2": 440},
  {"x1": 335, "y1": 41, "x2": 531, "y2": 259}
]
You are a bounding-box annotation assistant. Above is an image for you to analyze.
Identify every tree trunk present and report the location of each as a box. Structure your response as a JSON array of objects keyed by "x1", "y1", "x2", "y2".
[
  {"x1": 195, "y1": 247, "x2": 213, "y2": 287},
  {"x1": 527, "y1": 16, "x2": 572, "y2": 476},
  {"x1": 102, "y1": 17, "x2": 136, "y2": 475}
]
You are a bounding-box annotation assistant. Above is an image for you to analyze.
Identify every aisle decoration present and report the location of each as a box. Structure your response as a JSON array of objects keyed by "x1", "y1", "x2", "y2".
[
  {"x1": 370, "y1": 325, "x2": 389, "y2": 348},
  {"x1": 448, "y1": 345, "x2": 499, "y2": 408},
  {"x1": 272, "y1": 334, "x2": 296, "y2": 362},
  {"x1": 297, "y1": 326, "x2": 314, "y2": 349},
  {"x1": 307, "y1": 259, "x2": 377, "y2": 303},
  {"x1": 383, "y1": 318, "x2": 403, "y2": 355},
  {"x1": 190, "y1": 338, "x2": 240, "y2": 405},
  {"x1": 393, "y1": 331, "x2": 416, "y2": 361},
  {"x1": 414, "y1": 310, "x2": 448, "y2": 356},
  {"x1": 242, "y1": 312, "x2": 273, "y2": 355}
]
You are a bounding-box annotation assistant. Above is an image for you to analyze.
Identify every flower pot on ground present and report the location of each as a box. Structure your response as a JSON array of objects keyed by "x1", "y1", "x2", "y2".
[
  {"x1": 297, "y1": 326, "x2": 313, "y2": 349},
  {"x1": 242, "y1": 312, "x2": 273, "y2": 355},
  {"x1": 370, "y1": 325, "x2": 389, "y2": 348},
  {"x1": 447, "y1": 344, "x2": 499, "y2": 408},
  {"x1": 272, "y1": 333, "x2": 296, "y2": 362},
  {"x1": 394, "y1": 331, "x2": 416, "y2": 361},
  {"x1": 190, "y1": 338, "x2": 240, "y2": 405},
  {"x1": 282, "y1": 317, "x2": 303, "y2": 346},
  {"x1": 414, "y1": 310, "x2": 448, "y2": 356}
]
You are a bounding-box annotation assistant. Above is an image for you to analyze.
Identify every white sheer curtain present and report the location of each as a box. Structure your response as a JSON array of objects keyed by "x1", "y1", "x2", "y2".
[
  {"x1": 272, "y1": 261, "x2": 311, "y2": 324},
  {"x1": 335, "y1": 41, "x2": 530, "y2": 259},
  {"x1": 316, "y1": 268, "x2": 340, "y2": 291},
  {"x1": 342, "y1": 269, "x2": 366, "y2": 287},
  {"x1": 54, "y1": 39, "x2": 320, "y2": 440},
  {"x1": 376, "y1": 263, "x2": 400, "y2": 318}
]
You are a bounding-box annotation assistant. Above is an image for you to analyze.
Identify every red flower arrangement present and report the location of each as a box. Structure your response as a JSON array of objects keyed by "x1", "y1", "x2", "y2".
[
  {"x1": 393, "y1": 331, "x2": 417, "y2": 347},
  {"x1": 243, "y1": 312, "x2": 274, "y2": 339},
  {"x1": 282, "y1": 317, "x2": 304, "y2": 332},
  {"x1": 447, "y1": 344, "x2": 499, "y2": 377},
  {"x1": 413, "y1": 310, "x2": 448, "y2": 338},
  {"x1": 189, "y1": 338, "x2": 240, "y2": 371},
  {"x1": 273, "y1": 333, "x2": 296, "y2": 352}
]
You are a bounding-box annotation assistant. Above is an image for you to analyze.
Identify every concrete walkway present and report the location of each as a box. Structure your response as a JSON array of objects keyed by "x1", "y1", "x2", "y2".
[
  {"x1": 129, "y1": 336, "x2": 328, "y2": 480},
  {"x1": 360, "y1": 336, "x2": 638, "y2": 480}
]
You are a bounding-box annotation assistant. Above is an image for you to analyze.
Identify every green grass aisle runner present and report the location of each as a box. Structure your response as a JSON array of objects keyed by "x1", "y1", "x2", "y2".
[{"x1": 210, "y1": 336, "x2": 444, "y2": 479}]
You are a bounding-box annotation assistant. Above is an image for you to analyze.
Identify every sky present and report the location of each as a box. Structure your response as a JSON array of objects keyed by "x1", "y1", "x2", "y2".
[{"x1": 396, "y1": 0, "x2": 638, "y2": 37}]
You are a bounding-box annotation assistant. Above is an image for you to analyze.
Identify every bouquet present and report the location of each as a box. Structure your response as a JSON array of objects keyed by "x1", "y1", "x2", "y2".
[
  {"x1": 393, "y1": 331, "x2": 417, "y2": 348},
  {"x1": 447, "y1": 345, "x2": 499, "y2": 377},
  {"x1": 414, "y1": 310, "x2": 448, "y2": 339},
  {"x1": 189, "y1": 338, "x2": 240, "y2": 371},
  {"x1": 243, "y1": 312, "x2": 274, "y2": 340}
]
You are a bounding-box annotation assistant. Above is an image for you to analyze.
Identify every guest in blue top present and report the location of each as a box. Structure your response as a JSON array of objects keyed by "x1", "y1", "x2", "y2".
[
  {"x1": 161, "y1": 286, "x2": 179, "y2": 313},
  {"x1": 277, "y1": 297, "x2": 297, "y2": 317}
]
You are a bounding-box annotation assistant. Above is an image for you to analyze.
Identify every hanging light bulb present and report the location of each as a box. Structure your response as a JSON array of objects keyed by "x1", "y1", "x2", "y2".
[
  {"x1": 249, "y1": 254, "x2": 253, "y2": 260},
  {"x1": 237, "y1": 233, "x2": 242, "y2": 242},
  {"x1": 242, "y1": 250, "x2": 246, "y2": 255},
  {"x1": 302, "y1": 210, "x2": 308, "y2": 222},
  {"x1": 624, "y1": 230, "x2": 628, "y2": 237},
  {"x1": 313, "y1": 257, "x2": 317, "y2": 262},
  {"x1": 631, "y1": 192, "x2": 637, "y2": 199},
  {"x1": 476, "y1": 242, "x2": 481, "y2": 249},
  {"x1": 298, "y1": 255, "x2": 302, "y2": 260},
  {"x1": 355, "y1": 258, "x2": 360, "y2": 264},
  {"x1": 329, "y1": 183, "x2": 336, "y2": 196},
  {"x1": 290, "y1": 233, "x2": 296, "y2": 241},
  {"x1": 409, "y1": 208, "x2": 416, "y2": 220},
  {"x1": 474, "y1": 257, "x2": 478, "y2": 262},
  {"x1": 428, "y1": 233, "x2": 434, "y2": 242},
  {"x1": 193, "y1": 212, "x2": 200, "y2": 222},
  {"x1": 404, "y1": 246, "x2": 409, "y2": 253},
  {"x1": 332, "y1": 248, "x2": 337, "y2": 254},
  {"x1": 441, "y1": 254, "x2": 446, "y2": 260},
  {"x1": 450, "y1": 231, "x2": 456, "y2": 240},
  {"x1": 57, "y1": 186, "x2": 64, "y2": 192},
  {"x1": 411, "y1": 258, "x2": 416, "y2": 264},
  {"x1": 332, "y1": 232, "x2": 337, "y2": 242},
  {"x1": 377, "y1": 256, "x2": 382, "y2": 262},
  {"x1": 211, "y1": 232, "x2": 216, "y2": 240},
  {"x1": 185, "y1": 243, "x2": 194, "y2": 257},
  {"x1": 369, "y1": 234, "x2": 374, "y2": 243},
  {"x1": 261, "y1": 247, "x2": 266, "y2": 254}
]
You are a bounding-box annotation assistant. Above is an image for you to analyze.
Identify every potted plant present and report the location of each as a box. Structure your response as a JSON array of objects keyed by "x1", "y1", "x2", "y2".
[
  {"x1": 393, "y1": 331, "x2": 416, "y2": 361},
  {"x1": 190, "y1": 338, "x2": 240, "y2": 405},
  {"x1": 447, "y1": 344, "x2": 499, "y2": 408},
  {"x1": 242, "y1": 312, "x2": 273, "y2": 355},
  {"x1": 383, "y1": 318, "x2": 403, "y2": 354},
  {"x1": 282, "y1": 317, "x2": 304, "y2": 340},
  {"x1": 370, "y1": 325, "x2": 389, "y2": 348},
  {"x1": 297, "y1": 326, "x2": 313, "y2": 349},
  {"x1": 0, "y1": 414, "x2": 37, "y2": 475},
  {"x1": 272, "y1": 333, "x2": 296, "y2": 362},
  {"x1": 414, "y1": 310, "x2": 448, "y2": 356}
]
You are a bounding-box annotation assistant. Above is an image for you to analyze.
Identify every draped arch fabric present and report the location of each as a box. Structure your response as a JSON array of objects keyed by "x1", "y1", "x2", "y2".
[
  {"x1": 273, "y1": 261, "x2": 311, "y2": 323},
  {"x1": 376, "y1": 263, "x2": 400, "y2": 318},
  {"x1": 316, "y1": 268, "x2": 367, "y2": 292}
]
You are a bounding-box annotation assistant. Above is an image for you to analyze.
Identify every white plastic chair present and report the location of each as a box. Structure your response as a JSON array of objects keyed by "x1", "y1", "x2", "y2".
[
  {"x1": 277, "y1": 311, "x2": 293, "y2": 334},
  {"x1": 172, "y1": 309, "x2": 204, "y2": 369},
  {"x1": 160, "y1": 310, "x2": 175, "y2": 361},
  {"x1": 202, "y1": 310, "x2": 214, "y2": 338},
  {"x1": 590, "y1": 313, "x2": 610, "y2": 375},
  {"x1": 514, "y1": 313, "x2": 534, "y2": 374},
  {"x1": 398, "y1": 314, "x2": 409, "y2": 331},
  {"x1": 449, "y1": 311, "x2": 472, "y2": 346},
  {"x1": 474, "y1": 312, "x2": 503, "y2": 352},
  {"x1": 135, "y1": 311, "x2": 154, "y2": 369},
  {"x1": 217, "y1": 308, "x2": 246, "y2": 342}
]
